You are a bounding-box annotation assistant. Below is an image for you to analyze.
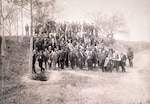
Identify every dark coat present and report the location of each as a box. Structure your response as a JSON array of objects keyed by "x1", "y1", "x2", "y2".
[
  {"x1": 59, "y1": 51, "x2": 65, "y2": 62},
  {"x1": 38, "y1": 54, "x2": 44, "y2": 67},
  {"x1": 120, "y1": 54, "x2": 127, "y2": 66},
  {"x1": 127, "y1": 51, "x2": 134, "y2": 60},
  {"x1": 69, "y1": 52, "x2": 76, "y2": 62}
]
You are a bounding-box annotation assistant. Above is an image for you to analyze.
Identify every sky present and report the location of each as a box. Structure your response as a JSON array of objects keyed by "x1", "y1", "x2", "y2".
[{"x1": 56, "y1": 0, "x2": 150, "y2": 42}]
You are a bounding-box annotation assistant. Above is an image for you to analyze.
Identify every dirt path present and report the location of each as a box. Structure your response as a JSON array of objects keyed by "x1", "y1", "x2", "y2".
[
  {"x1": 64, "y1": 50, "x2": 150, "y2": 104},
  {"x1": 18, "y1": 50, "x2": 150, "y2": 104},
  {"x1": 110, "y1": 49, "x2": 150, "y2": 104}
]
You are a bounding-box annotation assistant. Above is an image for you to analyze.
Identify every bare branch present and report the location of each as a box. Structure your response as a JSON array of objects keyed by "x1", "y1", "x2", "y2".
[{"x1": 3, "y1": 4, "x2": 14, "y2": 20}]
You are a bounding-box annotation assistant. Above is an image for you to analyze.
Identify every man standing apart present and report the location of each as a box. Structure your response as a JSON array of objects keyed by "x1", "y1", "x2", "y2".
[
  {"x1": 127, "y1": 48, "x2": 134, "y2": 67},
  {"x1": 25, "y1": 24, "x2": 29, "y2": 36}
]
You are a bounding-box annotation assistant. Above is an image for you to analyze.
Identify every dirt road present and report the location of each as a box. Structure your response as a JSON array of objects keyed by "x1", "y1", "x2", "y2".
[{"x1": 1, "y1": 49, "x2": 150, "y2": 104}]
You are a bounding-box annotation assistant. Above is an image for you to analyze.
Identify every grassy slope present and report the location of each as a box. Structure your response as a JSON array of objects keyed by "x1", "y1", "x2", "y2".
[
  {"x1": 0, "y1": 36, "x2": 30, "y2": 103},
  {"x1": 98, "y1": 35, "x2": 150, "y2": 53}
]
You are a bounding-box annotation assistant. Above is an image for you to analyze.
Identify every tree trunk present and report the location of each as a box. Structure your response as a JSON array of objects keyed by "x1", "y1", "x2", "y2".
[
  {"x1": 1, "y1": 0, "x2": 6, "y2": 56},
  {"x1": 29, "y1": 0, "x2": 33, "y2": 78},
  {"x1": 1, "y1": 17, "x2": 6, "y2": 56}
]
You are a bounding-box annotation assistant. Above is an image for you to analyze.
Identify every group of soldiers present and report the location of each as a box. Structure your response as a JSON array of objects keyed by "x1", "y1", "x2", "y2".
[
  {"x1": 34, "y1": 20, "x2": 98, "y2": 37},
  {"x1": 32, "y1": 20, "x2": 134, "y2": 74}
]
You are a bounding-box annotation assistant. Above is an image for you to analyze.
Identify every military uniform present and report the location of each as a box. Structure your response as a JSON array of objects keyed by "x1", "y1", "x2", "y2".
[
  {"x1": 127, "y1": 49, "x2": 134, "y2": 67},
  {"x1": 51, "y1": 50, "x2": 58, "y2": 70},
  {"x1": 38, "y1": 52, "x2": 45, "y2": 72},
  {"x1": 32, "y1": 51, "x2": 37, "y2": 73},
  {"x1": 69, "y1": 52, "x2": 76, "y2": 69},
  {"x1": 87, "y1": 50, "x2": 93, "y2": 70},
  {"x1": 76, "y1": 50, "x2": 84, "y2": 69},
  {"x1": 114, "y1": 53, "x2": 121, "y2": 72},
  {"x1": 120, "y1": 54, "x2": 127, "y2": 72},
  {"x1": 59, "y1": 50, "x2": 65, "y2": 69}
]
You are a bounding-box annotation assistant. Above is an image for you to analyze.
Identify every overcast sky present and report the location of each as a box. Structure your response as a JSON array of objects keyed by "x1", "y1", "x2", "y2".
[{"x1": 57, "y1": 0, "x2": 150, "y2": 42}]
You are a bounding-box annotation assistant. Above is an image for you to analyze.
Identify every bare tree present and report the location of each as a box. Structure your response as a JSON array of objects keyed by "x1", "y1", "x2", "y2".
[
  {"x1": 11, "y1": 0, "x2": 29, "y2": 41},
  {"x1": 32, "y1": 0, "x2": 61, "y2": 25},
  {"x1": 0, "y1": 0, "x2": 29, "y2": 55},
  {"x1": 1, "y1": 0, "x2": 26, "y2": 36},
  {"x1": 89, "y1": 12, "x2": 129, "y2": 39},
  {"x1": 4, "y1": 4, "x2": 17, "y2": 36}
]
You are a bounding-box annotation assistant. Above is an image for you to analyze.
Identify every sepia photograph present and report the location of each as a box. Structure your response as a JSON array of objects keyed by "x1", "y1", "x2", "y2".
[{"x1": 0, "y1": 0, "x2": 150, "y2": 104}]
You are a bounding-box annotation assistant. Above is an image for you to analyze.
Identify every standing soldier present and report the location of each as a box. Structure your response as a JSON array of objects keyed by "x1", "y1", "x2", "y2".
[
  {"x1": 43, "y1": 49, "x2": 49, "y2": 70},
  {"x1": 38, "y1": 51, "x2": 45, "y2": 72},
  {"x1": 100, "y1": 50, "x2": 106, "y2": 72},
  {"x1": 92, "y1": 48, "x2": 97, "y2": 68},
  {"x1": 127, "y1": 48, "x2": 134, "y2": 67},
  {"x1": 69, "y1": 50, "x2": 76, "y2": 69},
  {"x1": 114, "y1": 52, "x2": 121, "y2": 72},
  {"x1": 64, "y1": 47, "x2": 70, "y2": 68},
  {"x1": 97, "y1": 49, "x2": 102, "y2": 70},
  {"x1": 104, "y1": 54, "x2": 109, "y2": 72},
  {"x1": 47, "y1": 49, "x2": 52, "y2": 70},
  {"x1": 51, "y1": 48, "x2": 58, "y2": 70},
  {"x1": 59, "y1": 49, "x2": 65, "y2": 69},
  {"x1": 32, "y1": 49, "x2": 37, "y2": 74},
  {"x1": 51, "y1": 38, "x2": 57, "y2": 51},
  {"x1": 87, "y1": 49, "x2": 93, "y2": 70},
  {"x1": 120, "y1": 53, "x2": 127, "y2": 72},
  {"x1": 34, "y1": 24, "x2": 39, "y2": 35},
  {"x1": 25, "y1": 24, "x2": 29, "y2": 36},
  {"x1": 90, "y1": 23, "x2": 95, "y2": 35},
  {"x1": 76, "y1": 49, "x2": 84, "y2": 69}
]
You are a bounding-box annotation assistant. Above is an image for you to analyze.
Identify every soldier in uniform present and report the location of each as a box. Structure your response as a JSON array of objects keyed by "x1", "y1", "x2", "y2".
[
  {"x1": 43, "y1": 49, "x2": 49, "y2": 70},
  {"x1": 100, "y1": 50, "x2": 107, "y2": 72},
  {"x1": 120, "y1": 53, "x2": 127, "y2": 72},
  {"x1": 25, "y1": 24, "x2": 29, "y2": 36},
  {"x1": 35, "y1": 24, "x2": 40, "y2": 35},
  {"x1": 38, "y1": 51, "x2": 45, "y2": 72},
  {"x1": 69, "y1": 50, "x2": 76, "y2": 69},
  {"x1": 64, "y1": 46, "x2": 70, "y2": 68},
  {"x1": 42, "y1": 40, "x2": 48, "y2": 51},
  {"x1": 59, "y1": 49, "x2": 65, "y2": 69},
  {"x1": 34, "y1": 38, "x2": 43, "y2": 52},
  {"x1": 76, "y1": 49, "x2": 84, "y2": 69},
  {"x1": 87, "y1": 49, "x2": 93, "y2": 70},
  {"x1": 51, "y1": 38, "x2": 57, "y2": 51},
  {"x1": 92, "y1": 48, "x2": 97, "y2": 68},
  {"x1": 32, "y1": 49, "x2": 37, "y2": 73},
  {"x1": 127, "y1": 48, "x2": 134, "y2": 67},
  {"x1": 104, "y1": 54, "x2": 110, "y2": 72},
  {"x1": 51, "y1": 48, "x2": 58, "y2": 70},
  {"x1": 47, "y1": 49, "x2": 52, "y2": 70},
  {"x1": 114, "y1": 52, "x2": 121, "y2": 72}
]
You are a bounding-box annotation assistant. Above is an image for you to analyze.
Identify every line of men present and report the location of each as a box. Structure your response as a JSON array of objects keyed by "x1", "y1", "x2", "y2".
[
  {"x1": 32, "y1": 20, "x2": 134, "y2": 74},
  {"x1": 34, "y1": 20, "x2": 98, "y2": 37}
]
